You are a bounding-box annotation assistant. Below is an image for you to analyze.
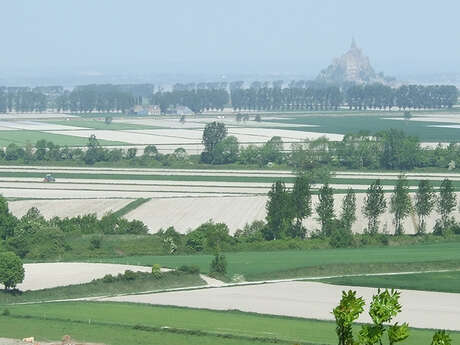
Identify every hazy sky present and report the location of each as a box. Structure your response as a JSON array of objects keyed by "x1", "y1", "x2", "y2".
[{"x1": 2, "y1": 0, "x2": 460, "y2": 78}]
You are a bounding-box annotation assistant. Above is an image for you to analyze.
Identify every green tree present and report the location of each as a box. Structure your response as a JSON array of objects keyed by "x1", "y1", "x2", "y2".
[
  {"x1": 201, "y1": 122, "x2": 227, "y2": 163},
  {"x1": 104, "y1": 116, "x2": 113, "y2": 125},
  {"x1": 363, "y1": 179, "x2": 387, "y2": 235},
  {"x1": 0, "y1": 195, "x2": 17, "y2": 240},
  {"x1": 341, "y1": 188, "x2": 357, "y2": 232},
  {"x1": 0, "y1": 251, "x2": 24, "y2": 290},
  {"x1": 390, "y1": 175, "x2": 412, "y2": 235},
  {"x1": 316, "y1": 183, "x2": 335, "y2": 236},
  {"x1": 415, "y1": 180, "x2": 436, "y2": 234},
  {"x1": 290, "y1": 175, "x2": 311, "y2": 238},
  {"x1": 212, "y1": 136, "x2": 239, "y2": 164},
  {"x1": 264, "y1": 181, "x2": 293, "y2": 240},
  {"x1": 143, "y1": 144, "x2": 158, "y2": 157},
  {"x1": 437, "y1": 178, "x2": 456, "y2": 229}
]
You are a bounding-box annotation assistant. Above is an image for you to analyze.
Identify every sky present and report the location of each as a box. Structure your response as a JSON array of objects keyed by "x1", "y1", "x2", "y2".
[{"x1": 2, "y1": 0, "x2": 460, "y2": 82}]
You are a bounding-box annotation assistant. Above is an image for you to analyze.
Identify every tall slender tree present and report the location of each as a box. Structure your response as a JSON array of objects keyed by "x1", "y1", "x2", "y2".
[
  {"x1": 437, "y1": 178, "x2": 457, "y2": 229},
  {"x1": 316, "y1": 184, "x2": 335, "y2": 236},
  {"x1": 363, "y1": 179, "x2": 387, "y2": 234},
  {"x1": 415, "y1": 180, "x2": 435, "y2": 234},
  {"x1": 264, "y1": 181, "x2": 293, "y2": 240},
  {"x1": 290, "y1": 175, "x2": 312, "y2": 238},
  {"x1": 341, "y1": 188, "x2": 357, "y2": 232},
  {"x1": 390, "y1": 175, "x2": 412, "y2": 235}
]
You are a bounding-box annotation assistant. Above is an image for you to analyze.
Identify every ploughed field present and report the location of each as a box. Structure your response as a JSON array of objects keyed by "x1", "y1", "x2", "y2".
[{"x1": 2, "y1": 165, "x2": 460, "y2": 234}]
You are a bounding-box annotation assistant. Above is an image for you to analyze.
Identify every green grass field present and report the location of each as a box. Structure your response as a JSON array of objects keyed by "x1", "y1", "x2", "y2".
[
  {"x1": 95, "y1": 241, "x2": 460, "y2": 280},
  {"x1": 1, "y1": 302, "x2": 458, "y2": 345},
  {"x1": 0, "y1": 271, "x2": 204, "y2": 304},
  {"x1": 317, "y1": 270, "x2": 460, "y2": 293},
  {"x1": 265, "y1": 114, "x2": 460, "y2": 142},
  {"x1": 0, "y1": 130, "x2": 126, "y2": 147},
  {"x1": 41, "y1": 119, "x2": 162, "y2": 130}
]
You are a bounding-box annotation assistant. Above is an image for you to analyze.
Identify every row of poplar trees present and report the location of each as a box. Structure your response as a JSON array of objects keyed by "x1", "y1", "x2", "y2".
[{"x1": 265, "y1": 175, "x2": 457, "y2": 240}]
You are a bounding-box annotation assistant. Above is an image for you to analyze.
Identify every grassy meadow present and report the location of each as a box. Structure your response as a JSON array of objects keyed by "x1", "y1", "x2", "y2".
[
  {"x1": 1, "y1": 302, "x2": 458, "y2": 345},
  {"x1": 317, "y1": 270, "x2": 460, "y2": 293},
  {"x1": 0, "y1": 129, "x2": 126, "y2": 147},
  {"x1": 96, "y1": 241, "x2": 460, "y2": 281},
  {"x1": 265, "y1": 114, "x2": 460, "y2": 142}
]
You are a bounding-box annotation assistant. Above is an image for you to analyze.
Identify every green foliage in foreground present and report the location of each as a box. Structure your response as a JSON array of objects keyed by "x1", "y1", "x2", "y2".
[
  {"x1": 0, "y1": 271, "x2": 204, "y2": 304},
  {"x1": 95, "y1": 240, "x2": 460, "y2": 281},
  {"x1": 1, "y1": 302, "x2": 458, "y2": 345},
  {"x1": 317, "y1": 270, "x2": 460, "y2": 294}
]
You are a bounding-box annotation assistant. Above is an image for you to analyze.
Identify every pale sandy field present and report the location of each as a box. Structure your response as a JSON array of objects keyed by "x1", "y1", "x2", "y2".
[
  {"x1": 101, "y1": 280, "x2": 460, "y2": 331},
  {"x1": 8, "y1": 198, "x2": 134, "y2": 219},
  {"x1": 45, "y1": 127, "x2": 342, "y2": 149},
  {"x1": 125, "y1": 192, "x2": 455, "y2": 234},
  {"x1": 125, "y1": 196, "x2": 267, "y2": 232},
  {"x1": 0, "y1": 113, "x2": 76, "y2": 119},
  {"x1": 13, "y1": 263, "x2": 152, "y2": 291}
]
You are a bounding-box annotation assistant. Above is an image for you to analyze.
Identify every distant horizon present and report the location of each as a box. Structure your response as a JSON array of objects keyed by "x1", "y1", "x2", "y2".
[{"x1": 2, "y1": 0, "x2": 459, "y2": 86}]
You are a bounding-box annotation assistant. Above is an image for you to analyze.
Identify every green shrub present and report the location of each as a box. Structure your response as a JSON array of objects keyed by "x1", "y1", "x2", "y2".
[
  {"x1": 210, "y1": 253, "x2": 227, "y2": 275},
  {"x1": 89, "y1": 236, "x2": 102, "y2": 250},
  {"x1": 151, "y1": 264, "x2": 162, "y2": 279},
  {"x1": 122, "y1": 270, "x2": 137, "y2": 281},
  {"x1": 102, "y1": 274, "x2": 115, "y2": 283},
  {"x1": 177, "y1": 265, "x2": 200, "y2": 274}
]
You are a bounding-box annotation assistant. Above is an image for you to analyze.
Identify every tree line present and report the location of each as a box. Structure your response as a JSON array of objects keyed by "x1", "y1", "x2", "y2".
[
  {"x1": 0, "y1": 196, "x2": 148, "y2": 261},
  {"x1": 200, "y1": 122, "x2": 460, "y2": 171},
  {"x1": 0, "y1": 82, "x2": 457, "y2": 113},
  {"x1": 263, "y1": 175, "x2": 459, "y2": 244},
  {"x1": 2, "y1": 124, "x2": 460, "y2": 173}
]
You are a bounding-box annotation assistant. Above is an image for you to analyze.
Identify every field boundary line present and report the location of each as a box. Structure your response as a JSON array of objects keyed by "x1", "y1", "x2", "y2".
[{"x1": 8, "y1": 268, "x2": 460, "y2": 307}]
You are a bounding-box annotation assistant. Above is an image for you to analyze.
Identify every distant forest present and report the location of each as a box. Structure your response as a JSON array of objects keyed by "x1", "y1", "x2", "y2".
[{"x1": 0, "y1": 82, "x2": 457, "y2": 113}]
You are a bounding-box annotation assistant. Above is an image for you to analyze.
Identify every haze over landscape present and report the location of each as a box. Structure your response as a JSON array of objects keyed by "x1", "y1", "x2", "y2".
[
  {"x1": 0, "y1": 2, "x2": 460, "y2": 345},
  {"x1": 2, "y1": 0, "x2": 460, "y2": 85}
]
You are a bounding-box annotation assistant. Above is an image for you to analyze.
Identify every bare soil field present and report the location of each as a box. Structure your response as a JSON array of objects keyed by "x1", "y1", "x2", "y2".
[
  {"x1": 8, "y1": 198, "x2": 134, "y2": 219},
  {"x1": 0, "y1": 113, "x2": 76, "y2": 120},
  {"x1": 14, "y1": 263, "x2": 152, "y2": 291},
  {"x1": 125, "y1": 196, "x2": 267, "y2": 232},
  {"x1": 100, "y1": 280, "x2": 460, "y2": 331},
  {"x1": 45, "y1": 126, "x2": 342, "y2": 150},
  {"x1": 126, "y1": 192, "x2": 459, "y2": 234}
]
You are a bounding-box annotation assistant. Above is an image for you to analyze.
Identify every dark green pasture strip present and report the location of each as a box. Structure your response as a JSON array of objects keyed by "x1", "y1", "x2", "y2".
[
  {"x1": 112, "y1": 198, "x2": 151, "y2": 217},
  {"x1": 0, "y1": 130, "x2": 126, "y2": 147},
  {"x1": 0, "y1": 272, "x2": 204, "y2": 304},
  {"x1": 316, "y1": 270, "x2": 460, "y2": 294},
  {"x1": 263, "y1": 115, "x2": 460, "y2": 142},
  {"x1": 0, "y1": 170, "x2": 289, "y2": 183},
  {"x1": 4, "y1": 302, "x2": 459, "y2": 345},
  {"x1": 94, "y1": 241, "x2": 460, "y2": 280}
]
